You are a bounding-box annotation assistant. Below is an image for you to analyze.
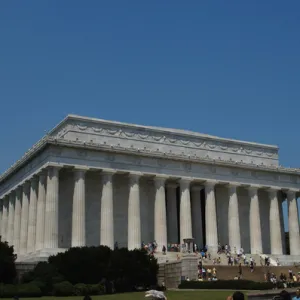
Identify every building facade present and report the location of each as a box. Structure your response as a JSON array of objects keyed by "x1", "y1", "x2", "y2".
[{"x1": 0, "y1": 114, "x2": 299, "y2": 262}]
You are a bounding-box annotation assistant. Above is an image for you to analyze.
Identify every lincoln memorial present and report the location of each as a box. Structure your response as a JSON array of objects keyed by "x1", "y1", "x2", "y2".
[{"x1": 0, "y1": 114, "x2": 299, "y2": 262}]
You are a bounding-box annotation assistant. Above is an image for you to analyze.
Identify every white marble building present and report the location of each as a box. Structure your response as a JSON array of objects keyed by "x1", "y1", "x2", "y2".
[{"x1": 0, "y1": 114, "x2": 299, "y2": 262}]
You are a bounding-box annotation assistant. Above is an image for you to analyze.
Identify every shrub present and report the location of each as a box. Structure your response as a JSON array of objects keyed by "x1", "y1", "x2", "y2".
[
  {"x1": 16, "y1": 283, "x2": 42, "y2": 297},
  {"x1": 88, "y1": 283, "x2": 105, "y2": 295},
  {"x1": 0, "y1": 283, "x2": 42, "y2": 297},
  {"x1": 178, "y1": 280, "x2": 274, "y2": 290},
  {"x1": 74, "y1": 283, "x2": 89, "y2": 295},
  {"x1": 53, "y1": 281, "x2": 74, "y2": 296},
  {"x1": 23, "y1": 246, "x2": 158, "y2": 294}
]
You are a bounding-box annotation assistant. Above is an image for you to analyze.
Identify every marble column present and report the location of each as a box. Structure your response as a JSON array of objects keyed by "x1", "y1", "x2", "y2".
[
  {"x1": 205, "y1": 181, "x2": 218, "y2": 252},
  {"x1": 35, "y1": 173, "x2": 46, "y2": 251},
  {"x1": 44, "y1": 166, "x2": 60, "y2": 249},
  {"x1": 268, "y1": 188, "x2": 283, "y2": 254},
  {"x1": 287, "y1": 190, "x2": 300, "y2": 255},
  {"x1": 1, "y1": 197, "x2": 8, "y2": 242},
  {"x1": 13, "y1": 187, "x2": 22, "y2": 253},
  {"x1": 278, "y1": 194, "x2": 286, "y2": 254},
  {"x1": 191, "y1": 186, "x2": 204, "y2": 249},
  {"x1": 7, "y1": 193, "x2": 15, "y2": 245},
  {"x1": 20, "y1": 182, "x2": 30, "y2": 255},
  {"x1": 72, "y1": 169, "x2": 86, "y2": 247},
  {"x1": 128, "y1": 173, "x2": 141, "y2": 250},
  {"x1": 166, "y1": 183, "x2": 178, "y2": 244},
  {"x1": 228, "y1": 183, "x2": 241, "y2": 251},
  {"x1": 27, "y1": 177, "x2": 38, "y2": 253},
  {"x1": 179, "y1": 179, "x2": 192, "y2": 244},
  {"x1": 154, "y1": 176, "x2": 167, "y2": 251},
  {"x1": 248, "y1": 186, "x2": 262, "y2": 254},
  {"x1": 100, "y1": 170, "x2": 114, "y2": 248}
]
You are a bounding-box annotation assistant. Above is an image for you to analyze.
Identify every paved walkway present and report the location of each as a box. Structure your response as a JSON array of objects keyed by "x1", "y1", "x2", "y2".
[{"x1": 169, "y1": 288, "x2": 298, "y2": 296}]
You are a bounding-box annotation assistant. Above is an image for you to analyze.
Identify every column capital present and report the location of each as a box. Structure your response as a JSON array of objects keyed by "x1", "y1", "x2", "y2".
[
  {"x1": 154, "y1": 176, "x2": 167, "y2": 188},
  {"x1": 248, "y1": 185, "x2": 261, "y2": 191},
  {"x1": 22, "y1": 181, "x2": 31, "y2": 193},
  {"x1": 9, "y1": 193, "x2": 15, "y2": 201},
  {"x1": 128, "y1": 172, "x2": 142, "y2": 185},
  {"x1": 3, "y1": 196, "x2": 9, "y2": 205},
  {"x1": 101, "y1": 169, "x2": 115, "y2": 184},
  {"x1": 31, "y1": 176, "x2": 39, "y2": 188},
  {"x1": 15, "y1": 186, "x2": 22, "y2": 198},
  {"x1": 205, "y1": 180, "x2": 218, "y2": 189},
  {"x1": 191, "y1": 185, "x2": 204, "y2": 192},
  {"x1": 179, "y1": 178, "x2": 192, "y2": 189},
  {"x1": 268, "y1": 186, "x2": 281, "y2": 193},
  {"x1": 248, "y1": 185, "x2": 260, "y2": 197},
  {"x1": 38, "y1": 171, "x2": 47, "y2": 184},
  {"x1": 47, "y1": 165, "x2": 61, "y2": 178},
  {"x1": 227, "y1": 182, "x2": 239, "y2": 193},
  {"x1": 286, "y1": 189, "x2": 298, "y2": 199},
  {"x1": 74, "y1": 168, "x2": 87, "y2": 180}
]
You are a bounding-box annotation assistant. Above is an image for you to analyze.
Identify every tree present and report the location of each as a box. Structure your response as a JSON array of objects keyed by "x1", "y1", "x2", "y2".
[{"x1": 0, "y1": 238, "x2": 17, "y2": 283}]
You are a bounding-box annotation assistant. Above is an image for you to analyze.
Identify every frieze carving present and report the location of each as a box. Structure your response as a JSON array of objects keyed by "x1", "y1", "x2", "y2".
[
  {"x1": 183, "y1": 162, "x2": 192, "y2": 172},
  {"x1": 68, "y1": 121, "x2": 278, "y2": 161},
  {"x1": 105, "y1": 154, "x2": 115, "y2": 162},
  {"x1": 157, "y1": 159, "x2": 168, "y2": 168},
  {"x1": 77, "y1": 150, "x2": 87, "y2": 157},
  {"x1": 210, "y1": 166, "x2": 217, "y2": 173},
  {"x1": 251, "y1": 171, "x2": 257, "y2": 178},
  {"x1": 232, "y1": 170, "x2": 239, "y2": 177}
]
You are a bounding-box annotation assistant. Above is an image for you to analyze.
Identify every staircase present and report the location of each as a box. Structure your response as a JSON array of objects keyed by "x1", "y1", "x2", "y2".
[
  {"x1": 268, "y1": 255, "x2": 300, "y2": 266},
  {"x1": 205, "y1": 264, "x2": 300, "y2": 281}
]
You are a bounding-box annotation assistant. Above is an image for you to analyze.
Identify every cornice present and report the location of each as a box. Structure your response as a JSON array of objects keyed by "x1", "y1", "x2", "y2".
[
  {"x1": 0, "y1": 135, "x2": 299, "y2": 186},
  {"x1": 46, "y1": 137, "x2": 299, "y2": 174}
]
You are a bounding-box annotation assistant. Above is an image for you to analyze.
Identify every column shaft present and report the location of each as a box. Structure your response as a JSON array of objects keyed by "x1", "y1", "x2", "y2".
[
  {"x1": 191, "y1": 187, "x2": 203, "y2": 249},
  {"x1": 1, "y1": 197, "x2": 8, "y2": 242},
  {"x1": 35, "y1": 174, "x2": 46, "y2": 251},
  {"x1": 166, "y1": 184, "x2": 178, "y2": 244},
  {"x1": 20, "y1": 183, "x2": 30, "y2": 255},
  {"x1": 27, "y1": 178, "x2": 38, "y2": 253},
  {"x1": 127, "y1": 174, "x2": 141, "y2": 250},
  {"x1": 249, "y1": 187, "x2": 262, "y2": 254},
  {"x1": 13, "y1": 188, "x2": 22, "y2": 253},
  {"x1": 44, "y1": 167, "x2": 60, "y2": 249},
  {"x1": 100, "y1": 171, "x2": 114, "y2": 248},
  {"x1": 287, "y1": 191, "x2": 300, "y2": 255},
  {"x1": 7, "y1": 194, "x2": 15, "y2": 245},
  {"x1": 154, "y1": 177, "x2": 167, "y2": 251},
  {"x1": 205, "y1": 181, "x2": 218, "y2": 252},
  {"x1": 72, "y1": 169, "x2": 86, "y2": 247},
  {"x1": 269, "y1": 189, "x2": 283, "y2": 254},
  {"x1": 228, "y1": 184, "x2": 241, "y2": 250},
  {"x1": 179, "y1": 179, "x2": 192, "y2": 243}
]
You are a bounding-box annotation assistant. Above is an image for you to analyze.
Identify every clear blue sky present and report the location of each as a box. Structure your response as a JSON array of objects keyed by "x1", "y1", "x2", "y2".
[{"x1": 0, "y1": 1, "x2": 299, "y2": 231}]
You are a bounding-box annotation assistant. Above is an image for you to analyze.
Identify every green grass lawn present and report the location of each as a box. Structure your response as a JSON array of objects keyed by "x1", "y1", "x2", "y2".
[{"x1": 3, "y1": 291, "x2": 247, "y2": 300}]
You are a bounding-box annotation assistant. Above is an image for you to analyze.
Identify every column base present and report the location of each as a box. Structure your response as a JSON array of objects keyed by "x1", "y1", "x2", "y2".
[{"x1": 16, "y1": 248, "x2": 68, "y2": 263}]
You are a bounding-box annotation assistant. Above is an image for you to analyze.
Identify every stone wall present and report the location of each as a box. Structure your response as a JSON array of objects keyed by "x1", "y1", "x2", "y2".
[{"x1": 158, "y1": 260, "x2": 182, "y2": 288}]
